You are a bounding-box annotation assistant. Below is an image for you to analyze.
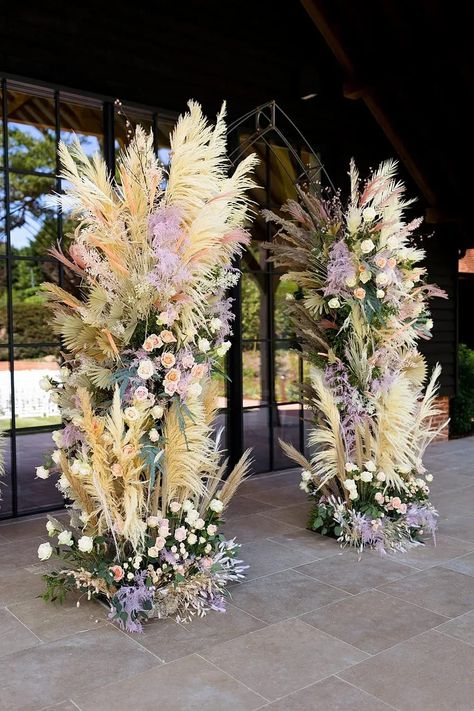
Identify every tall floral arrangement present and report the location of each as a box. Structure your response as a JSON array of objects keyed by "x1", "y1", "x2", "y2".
[
  {"x1": 36, "y1": 102, "x2": 257, "y2": 631},
  {"x1": 265, "y1": 160, "x2": 446, "y2": 553}
]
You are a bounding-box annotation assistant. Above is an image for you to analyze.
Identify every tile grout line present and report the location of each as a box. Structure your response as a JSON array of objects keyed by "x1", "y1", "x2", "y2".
[
  {"x1": 333, "y1": 674, "x2": 401, "y2": 710},
  {"x1": 4, "y1": 606, "x2": 44, "y2": 643},
  {"x1": 194, "y1": 653, "x2": 270, "y2": 704}
]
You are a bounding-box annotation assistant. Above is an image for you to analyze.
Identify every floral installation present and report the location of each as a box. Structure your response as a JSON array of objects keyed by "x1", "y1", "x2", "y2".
[
  {"x1": 36, "y1": 101, "x2": 257, "y2": 631},
  {"x1": 265, "y1": 159, "x2": 447, "y2": 553}
]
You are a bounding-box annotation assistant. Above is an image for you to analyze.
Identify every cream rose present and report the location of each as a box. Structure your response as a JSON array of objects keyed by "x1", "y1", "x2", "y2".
[
  {"x1": 363, "y1": 206, "x2": 376, "y2": 222},
  {"x1": 35, "y1": 466, "x2": 50, "y2": 480},
  {"x1": 161, "y1": 352, "x2": 176, "y2": 369},
  {"x1": 353, "y1": 287, "x2": 366, "y2": 299},
  {"x1": 38, "y1": 542, "x2": 53, "y2": 561},
  {"x1": 328, "y1": 298, "x2": 340, "y2": 309},
  {"x1": 124, "y1": 406, "x2": 140, "y2": 422},
  {"x1": 78, "y1": 535, "x2": 94, "y2": 553},
  {"x1": 160, "y1": 330, "x2": 177, "y2": 344},
  {"x1": 137, "y1": 359, "x2": 155, "y2": 380},
  {"x1": 360, "y1": 238, "x2": 375, "y2": 253},
  {"x1": 198, "y1": 338, "x2": 211, "y2": 353}
]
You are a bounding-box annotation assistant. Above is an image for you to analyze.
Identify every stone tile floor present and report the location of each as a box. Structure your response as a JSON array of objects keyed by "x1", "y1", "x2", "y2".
[{"x1": 1, "y1": 436, "x2": 474, "y2": 710}]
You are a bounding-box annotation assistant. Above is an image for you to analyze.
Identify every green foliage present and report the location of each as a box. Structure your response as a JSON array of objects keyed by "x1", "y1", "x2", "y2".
[
  {"x1": 41, "y1": 572, "x2": 75, "y2": 604},
  {"x1": 451, "y1": 344, "x2": 474, "y2": 435}
]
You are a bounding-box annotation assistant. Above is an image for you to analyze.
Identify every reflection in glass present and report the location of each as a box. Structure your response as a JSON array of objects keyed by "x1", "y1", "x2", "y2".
[
  {"x1": 0, "y1": 347, "x2": 11, "y2": 430},
  {"x1": 16, "y1": 430, "x2": 63, "y2": 513},
  {"x1": 14, "y1": 349, "x2": 61, "y2": 429},
  {"x1": 243, "y1": 343, "x2": 269, "y2": 406},
  {"x1": 60, "y1": 99, "x2": 103, "y2": 156},
  {"x1": 273, "y1": 404, "x2": 302, "y2": 469},
  {"x1": 11, "y1": 259, "x2": 60, "y2": 349},
  {"x1": 7, "y1": 87, "x2": 56, "y2": 174},
  {"x1": 0, "y1": 435, "x2": 12, "y2": 517},
  {"x1": 9, "y1": 177, "x2": 57, "y2": 251},
  {"x1": 244, "y1": 408, "x2": 270, "y2": 473},
  {"x1": 241, "y1": 271, "x2": 266, "y2": 340},
  {"x1": 274, "y1": 276, "x2": 297, "y2": 339},
  {"x1": 274, "y1": 344, "x2": 301, "y2": 403}
]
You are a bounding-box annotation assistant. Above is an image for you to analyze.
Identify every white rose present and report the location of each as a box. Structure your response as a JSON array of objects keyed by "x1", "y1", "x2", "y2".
[
  {"x1": 301, "y1": 470, "x2": 312, "y2": 482},
  {"x1": 359, "y1": 270, "x2": 372, "y2": 284},
  {"x1": 360, "y1": 238, "x2": 375, "y2": 253},
  {"x1": 182, "y1": 499, "x2": 193, "y2": 512},
  {"x1": 360, "y1": 471, "x2": 373, "y2": 482},
  {"x1": 39, "y1": 376, "x2": 53, "y2": 392},
  {"x1": 209, "y1": 498, "x2": 224, "y2": 513},
  {"x1": 343, "y1": 479, "x2": 357, "y2": 491},
  {"x1": 149, "y1": 428, "x2": 160, "y2": 443},
  {"x1": 151, "y1": 405, "x2": 164, "y2": 419},
  {"x1": 137, "y1": 359, "x2": 155, "y2": 380},
  {"x1": 51, "y1": 430, "x2": 64, "y2": 447},
  {"x1": 148, "y1": 546, "x2": 159, "y2": 558},
  {"x1": 328, "y1": 298, "x2": 340, "y2": 309},
  {"x1": 46, "y1": 520, "x2": 56, "y2": 536},
  {"x1": 364, "y1": 460, "x2": 376, "y2": 472},
  {"x1": 209, "y1": 318, "x2": 222, "y2": 332},
  {"x1": 187, "y1": 382, "x2": 202, "y2": 398},
  {"x1": 51, "y1": 450, "x2": 61, "y2": 465},
  {"x1": 300, "y1": 482, "x2": 309, "y2": 493},
  {"x1": 376, "y1": 471, "x2": 386, "y2": 482},
  {"x1": 147, "y1": 516, "x2": 160, "y2": 528},
  {"x1": 57, "y1": 474, "x2": 70, "y2": 492},
  {"x1": 35, "y1": 466, "x2": 50, "y2": 480},
  {"x1": 38, "y1": 542, "x2": 53, "y2": 561},
  {"x1": 58, "y1": 530, "x2": 73, "y2": 546},
  {"x1": 198, "y1": 338, "x2": 211, "y2": 353},
  {"x1": 425, "y1": 474, "x2": 433, "y2": 482},
  {"x1": 216, "y1": 341, "x2": 231, "y2": 357},
  {"x1": 376, "y1": 272, "x2": 389, "y2": 286},
  {"x1": 78, "y1": 535, "x2": 94, "y2": 553},
  {"x1": 187, "y1": 533, "x2": 198, "y2": 545},
  {"x1": 124, "y1": 406, "x2": 140, "y2": 422},
  {"x1": 207, "y1": 524, "x2": 217, "y2": 536},
  {"x1": 346, "y1": 208, "x2": 362, "y2": 233},
  {"x1": 349, "y1": 490, "x2": 359, "y2": 500},
  {"x1": 362, "y1": 206, "x2": 376, "y2": 222},
  {"x1": 194, "y1": 518, "x2": 205, "y2": 530},
  {"x1": 204, "y1": 543, "x2": 212, "y2": 554},
  {"x1": 185, "y1": 508, "x2": 200, "y2": 524},
  {"x1": 169, "y1": 501, "x2": 181, "y2": 513},
  {"x1": 345, "y1": 462, "x2": 358, "y2": 472},
  {"x1": 376, "y1": 289, "x2": 385, "y2": 298},
  {"x1": 345, "y1": 275, "x2": 357, "y2": 288}
]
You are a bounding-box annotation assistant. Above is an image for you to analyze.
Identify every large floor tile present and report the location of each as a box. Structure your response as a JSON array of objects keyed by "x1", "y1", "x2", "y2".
[
  {"x1": 202, "y1": 618, "x2": 367, "y2": 701},
  {"x1": 249, "y1": 484, "x2": 308, "y2": 508},
  {"x1": 130, "y1": 605, "x2": 266, "y2": 663},
  {"x1": 268, "y1": 529, "x2": 340, "y2": 559},
  {"x1": 340, "y1": 629, "x2": 474, "y2": 710},
  {"x1": 239, "y1": 539, "x2": 324, "y2": 580},
  {"x1": 441, "y1": 551, "x2": 474, "y2": 576},
  {"x1": 0, "y1": 568, "x2": 45, "y2": 607},
  {"x1": 73, "y1": 653, "x2": 264, "y2": 711},
  {"x1": 238, "y1": 469, "x2": 300, "y2": 496},
  {"x1": 222, "y1": 513, "x2": 300, "y2": 543},
  {"x1": 0, "y1": 538, "x2": 46, "y2": 572},
  {"x1": 261, "y1": 503, "x2": 312, "y2": 528},
  {"x1": 0, "y1": 516, "x2": 50, "y2": 542},
  {"x1": 296, "y1": 551, "x2": 416, "y2": 594},
  {"x1": 230, "y1": 569, "x2": 348, "y2": 623},
  {"x1": 432, "y1": 486, "x2": 474, "y2": 518},
  {"x1": 301, "y1": 589, "x2": 446, "y2": 654},
  {"x1": 386, "y1": 534, "x2": 474, "y2": 569},
  {"x1": 438, "y1": 514, "x2": 474, "y2": 542},
  {"x1": 40, "y1": 703, "x2": 79, "y2": 711},
  {"x1": 264, "y1": 675, "x2": 393, "y2": 710},
  {"x1": 436, "y1": 609, "x2": 474, "y2": 646},
  {"x1": 0, "y1": 609, "x2": 40, "y2": 659},
  {"x1": 224, "y1": 495, "x2": 279, "y2": 519},
  {"x1": 0, "y1": 626, "x2": 159, "y2": 710},
  {"x1": 379, "y1": 566, "x2": 474, "y2": 617},
  {"x1": 7, "y1": 595, "x2": 108, "y2": 642}
]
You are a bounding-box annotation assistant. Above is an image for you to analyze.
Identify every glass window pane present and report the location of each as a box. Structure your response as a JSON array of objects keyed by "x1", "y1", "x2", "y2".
[
  {"x1": 242, "y1": 271, "x2": 267, "y2": 340},
  {"x1": 0, "y1": 174, "x2": 6, "y2": 256},
  {"x1": 274, "y1": 276, "x2": 297, "y2": 339},
  {"x1": 14, "y1": 348, "x2": 61, "y2": 429},
  {"x1": 243, "y1": 342, "x2": 269, "y2": 406},
  {"x1": 11, "y1": 259, "x2": 60, "y2": 346},
  {"x1": 0, "y1": 434, "x2": 12, "y2": 517},
  {"x1": 7, "y1": 86, "x2": 56, "y2": 175},
  {"x1": 9, "y1": 176, "x2": 57, "y2": 252},
  {"x1": 60, "y1": 98, "x2": 103, "y2": 157},
  {"x1": 273, "y1": 404, "x2": 302, "y2": 469},
  {"x1": 16, "y1": 429, "x2": 63, "y2": 514},
  {"x1": 0, "y1": 346, "x2": 11, "y2": 431},
  {"x1": 275, "y1": 343, "x2": 301, "y2": 403},
  {"x1": 244, "y1": 408, "x2": 270, "y2": 474},
  {"x1": 0, "y1": 260, "x2": 8, "y2": 344}
]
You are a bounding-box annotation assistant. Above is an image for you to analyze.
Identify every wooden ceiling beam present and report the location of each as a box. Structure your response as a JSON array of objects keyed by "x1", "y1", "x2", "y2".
[{"x1": 301, "y1": 0, "x2": 439, "y2": 209}]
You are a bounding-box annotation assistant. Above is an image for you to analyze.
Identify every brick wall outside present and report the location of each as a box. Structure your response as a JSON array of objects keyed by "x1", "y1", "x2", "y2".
[{"x1": 431, "y1": 395, "x2": 450, "y2": 441}]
